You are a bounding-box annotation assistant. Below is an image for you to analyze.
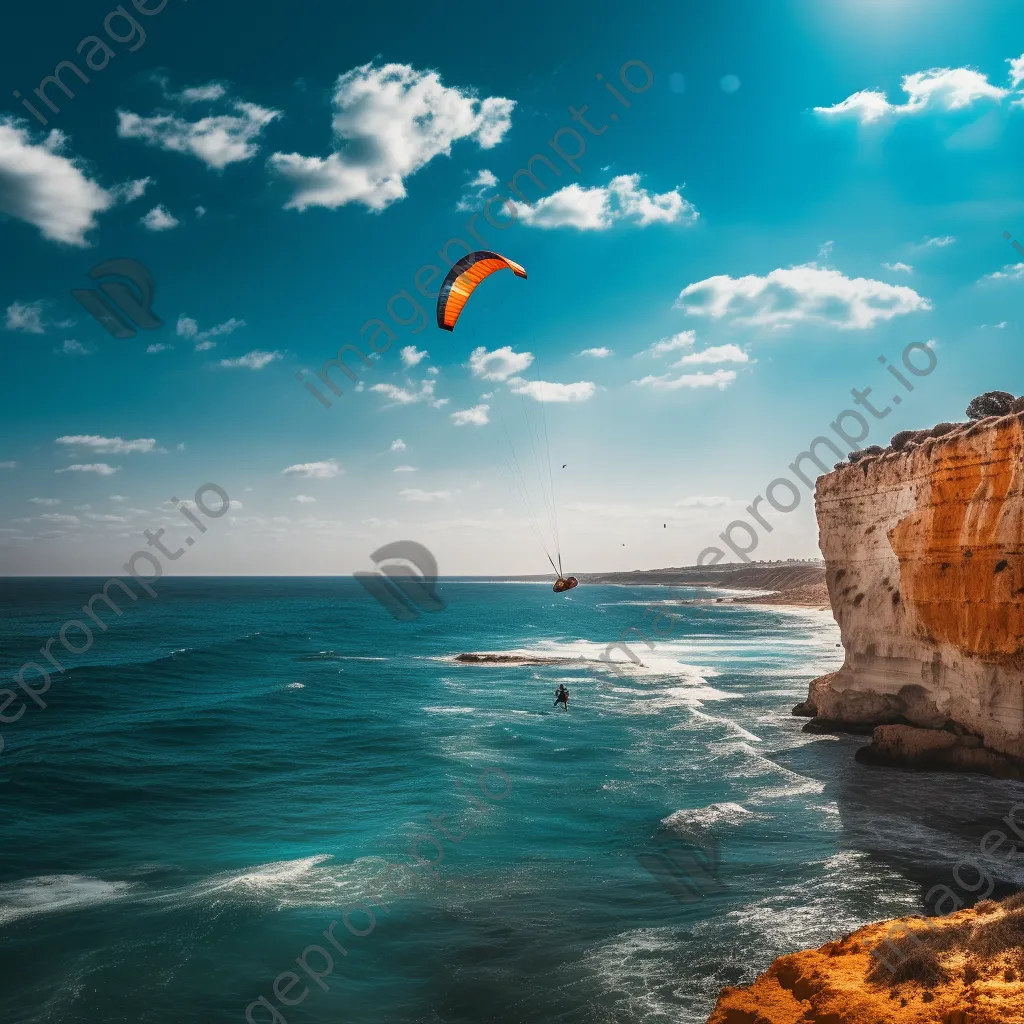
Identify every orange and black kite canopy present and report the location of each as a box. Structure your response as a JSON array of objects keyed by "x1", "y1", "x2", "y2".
[{"x1": 436, "y1": 250, "x2": 527, "y2": 332}]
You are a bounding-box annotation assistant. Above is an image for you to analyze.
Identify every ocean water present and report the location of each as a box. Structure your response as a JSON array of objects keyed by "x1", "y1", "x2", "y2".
[{"x1": 2, "y1": 577, "x2": 1024, "y2": 1024}]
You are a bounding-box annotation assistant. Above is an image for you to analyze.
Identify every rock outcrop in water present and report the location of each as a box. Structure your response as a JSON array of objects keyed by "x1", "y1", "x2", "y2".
[
  {"x1": 706, "y1": 894, "x2": 1024, "y2": 1023},
  {"x1": 801, "y1": 401, "x2": 1024, "y2": 774}
]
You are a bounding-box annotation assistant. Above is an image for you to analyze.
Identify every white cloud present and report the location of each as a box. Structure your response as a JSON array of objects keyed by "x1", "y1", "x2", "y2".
[
  {"x1": 177, "y1": 83, "x2": 228, "y2": 104},
  {"x1": 370, "y1": 378, "x2": 446, "y2": 408},
  {"x1": 400, "y1": 488, "x2": 452, "y2": 502},
  {"x1": 924, "y1": 236, "x2": 956, "y2": 247},
  {"x1": 0, "y1": 461, "x2": 18, "y2": 469},
  {"x1": 292, "y1": 494, "x2": 316, "y2": 504},
  {"x1": 675, "y1": 264, "x2": 930, "y2": 329},
  {"x1": 282, "y1": 459, "x2": 342, "y2": 479},
  {"x1": 140, "y1": 204, "x2": 179, "y2": 231},
  {"x1": 56, "y1": 435, "x2": 157, "y2": 454},
  {"x1": 390, "y1": 439, "x2": 407, "y2": 452},
  {"x1": 400, "y1": 345, "x2": 428, "y2": 367},
  {"x1": 818, "y1": 240, "x2": 834, "y2": 259},
  {"x1": 195, "y1": 205, "x2": 207, "y2": 218},
  {"x1": 117, "y1": 96, "x2": 282, "y2": 170},
  {"x1": 29, "y1": 497, "x2": 59, "y2": 506},
  {"x1": 61, "y1": 339, "x2": 90, "y2": 355},
  {"x1": 146, "y1": 343, "x2": 173, "y2": 353},
  {"x1": 56, "y1": 463, "x2": 119, "y2": 475},
  {"x1": 85, "y1": 513, "x2": 127, "y2": 523},
  {"x1": 882, "y1": 261, "x2": 913, "y2": 272},
  {"x1": 507, "y1": 378, "x2": 595, "y2": 402},
  {"x1": 815, "y1": 67, "x2": 1010, "y2": 124},
  {"x1": 457, "y1": 168, "x2": 499, "y2": 211},
  {"x1": 643, "y1": 330, "x2": 695, "y2": 358},
  {"x1": 675, "y1": 344, "x2": 749, "y2": 365},
  {"x1": 579, "y1": 347, "x2": 613, "y2": 358},
  {"x1": 0, "y1": 120, "x2": 114, "y2": 245},
  {"x1": 469, "y1": 345, "x2": 534, "y2": 381},
  {"x1": 677, "y1": 496, "x2": 733, "y2": 508},
  {"x1": 109, "y1": 495, "x2": 127, "y2": 502},
  {"x1": 5, "y1": 301, "x2": 45, "y2": 333},
  {"x1": 980, "y1": 262, "x2": 1024, "y2": 282},
  {"x1": 393, "y1": 465, "x2": 417, "y2": 472},
  {"x1": 39, "y1": 513, "x2": 79, "y2": 525},
  {"x1": 514, "y1": 174, "x2": 697, "y2": 230},
  {"x1": 1009, "y1": 54, "x2": 1024, "y2": 90},
  {"x1": 269, "y1": 62, "x2": 515, "y2": 211},
  {"x1": 451, "y1": 404, "x2": 490, "y2": 426},
  {"x1": 218, "y1": 350, "x2": 281, "y2": 369},
  {"x1": 113, "y1": 177, "x2": 152, "y2": 203},
  {"x1": 177, "y1": 315, "x2": 245, "y2": 350},
  {"x1": 635, "y1": 369, "x2": 737, "y2": 391}
]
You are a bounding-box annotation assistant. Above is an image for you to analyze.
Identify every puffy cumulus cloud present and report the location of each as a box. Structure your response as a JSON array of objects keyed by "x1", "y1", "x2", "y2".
[
  {"x1": 507, "y1": 378, "x2": 595, "y2": 402},
  {"x1": 815, "y1": 66, "x2": 1010, "y2": 124},
  {"x1": 56, "y1": 435, "x2": 157, "y2": 454},
  {"x1": 1010, "y1": 54, "x2": 1024, "y2": 90},
  {"x1": 642, "y1": 330, "x2": 695, "y2": 358},
  {"x1": 292, "y1": 495, "x2": 316, "y2": 504},
  {"x1": 457, "y1": 168, "x2": 498, "y2": 211},
  {"x1": 390, "y1": 439, "x2": 407, "y2": 452},
  {"x1": 634, "y1": 369, "x2": 737, "y2": 391},
  {"x1": 883, "y1": 261, "x2": 913, "y2": 272},
  {"x1": 399, "y1": 488, "x2": 452, "y2": 502},
  {"x1": 146, "y1": 343, "x2": 173, "y2": 353},
  {"x1": 469, "y1": 345, "x2": 534, "y2": 381},
  {"x1": 5, "y1": 301, "x2": 45, "y2": 333},
  {"x1": 980, "y1": 263, "x2": 1024, "y2": 283},
  {"x1": 29, "y1": 497, "x2": 60, "y2": 506},
  {"x1": 675, "y1": 264, "x2": 930, "y2": 329},
  {"x1": 514, "y1": 174, "x2": 697, "y2": 230},
  {"x1": 675, "y1": 344, "x2": 748, "y2": 365},
  {"x1": 61, "y1": 339, "x2": 90, "y2": 355},
  {"x1": 282, "y1": 459, "x2": 342, "y2": 479},
  {"x1": 269, "y1": 62, "x2": 514, "y2": 211},
  {"x1": 370, "y1": 378, "x2": 447, "y2": 408},
  {"x1": 400, "y1": 345, "x2": 428, "y2": 367},
  {"x1": 0, "y1": 121, "x2": 114, "y2": 245},
  {"x1": 56, "y1": 463, "x2": 119, "y2": 475},
  {"x1": 218, "y1": 350, "x2": 281, "y2": 369},
  {"x1": 140, "y1": 204, "x2": 179, "y2": 231},
  {"x1": 393, "y1": 465, "x2": 417, "y2": 472},
  {"x1": 579, "y1": 347, "x2": 613, "y2": 358},
  {"x1": 451, "y1": 404, "x2": 490, "y2": 426},
  {"x1": 117, "y1": 88, "x2": 281, "y2": 170}
]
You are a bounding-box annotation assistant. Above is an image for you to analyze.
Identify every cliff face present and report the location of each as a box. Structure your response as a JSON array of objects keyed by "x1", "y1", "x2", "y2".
[
  {"x1": 808, "y1": 411, "x2": 1024, "y2": 762},
  {"x1": 706, "y1": 896, "x2": 1024, "y2": 1023}
]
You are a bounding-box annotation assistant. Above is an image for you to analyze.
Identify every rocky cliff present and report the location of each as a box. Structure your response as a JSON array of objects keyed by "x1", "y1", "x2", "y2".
[
  {"x1": 706, "y1": 895, "x2": 1024, "y2": 1023},
  {"x1": 801, "y1": 405, "x2": 1024, "y2": 771}
]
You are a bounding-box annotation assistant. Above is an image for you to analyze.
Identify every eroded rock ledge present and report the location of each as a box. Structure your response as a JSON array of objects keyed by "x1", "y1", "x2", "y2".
[
  {"x1": 706, "y1": 894, "x2": 1024, "y2": 1023},
  {"x1": 799, "y1": 407, "x2": 1024, "y2": 773}
]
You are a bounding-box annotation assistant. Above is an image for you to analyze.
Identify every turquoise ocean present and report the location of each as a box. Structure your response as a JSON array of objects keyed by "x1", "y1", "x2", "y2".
[{"x1": 2, "y1": 577, "x2": 1023, "y2": 1023}]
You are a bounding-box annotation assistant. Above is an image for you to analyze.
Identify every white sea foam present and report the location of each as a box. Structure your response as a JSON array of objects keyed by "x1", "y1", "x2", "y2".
[
  {"x1": 0, "y1": 874, "x2": 136, "y2": 925},
  {"x1": 662, "y1": 802, "x2": 758, "y2": 830},
  {"x1": 286, "y1": 682, "x2": 304, "y2": 689},
  {"x1": 422, "y1": 705, "x2": 477, "y2": 715}
]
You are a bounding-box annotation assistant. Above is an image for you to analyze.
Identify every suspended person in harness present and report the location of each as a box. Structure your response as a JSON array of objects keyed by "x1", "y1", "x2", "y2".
[{"x1": 554, "y1": 684, "x2": 569, "y2": 711}]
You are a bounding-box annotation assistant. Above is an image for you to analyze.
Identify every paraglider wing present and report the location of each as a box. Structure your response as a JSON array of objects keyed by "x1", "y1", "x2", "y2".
[
  {"x1": 436, "y1": 250, "x2": 527, "y2": 332},
  {"x1": 552, "y1": 576, "x2": 579, "y2": 593}
]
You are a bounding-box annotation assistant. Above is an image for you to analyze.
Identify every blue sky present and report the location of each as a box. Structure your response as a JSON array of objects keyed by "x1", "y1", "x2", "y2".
[{"x1": 1, "y1": 0, "x2": 1022, "y2": 575}]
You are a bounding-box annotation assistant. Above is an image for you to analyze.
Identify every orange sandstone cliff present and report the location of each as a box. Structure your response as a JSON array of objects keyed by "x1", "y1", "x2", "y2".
[
  {"x1": 800, "y1": 409, "x2": 1024, "y2": 774},
  {"x1": 706, "y1": 895, "x2": 1024, "y2": 1023}
]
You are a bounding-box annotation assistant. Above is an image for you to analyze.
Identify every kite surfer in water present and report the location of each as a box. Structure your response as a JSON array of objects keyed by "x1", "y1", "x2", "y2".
[{"x1": 554, "y1": 684, "x2": 569, "y2": 711}]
